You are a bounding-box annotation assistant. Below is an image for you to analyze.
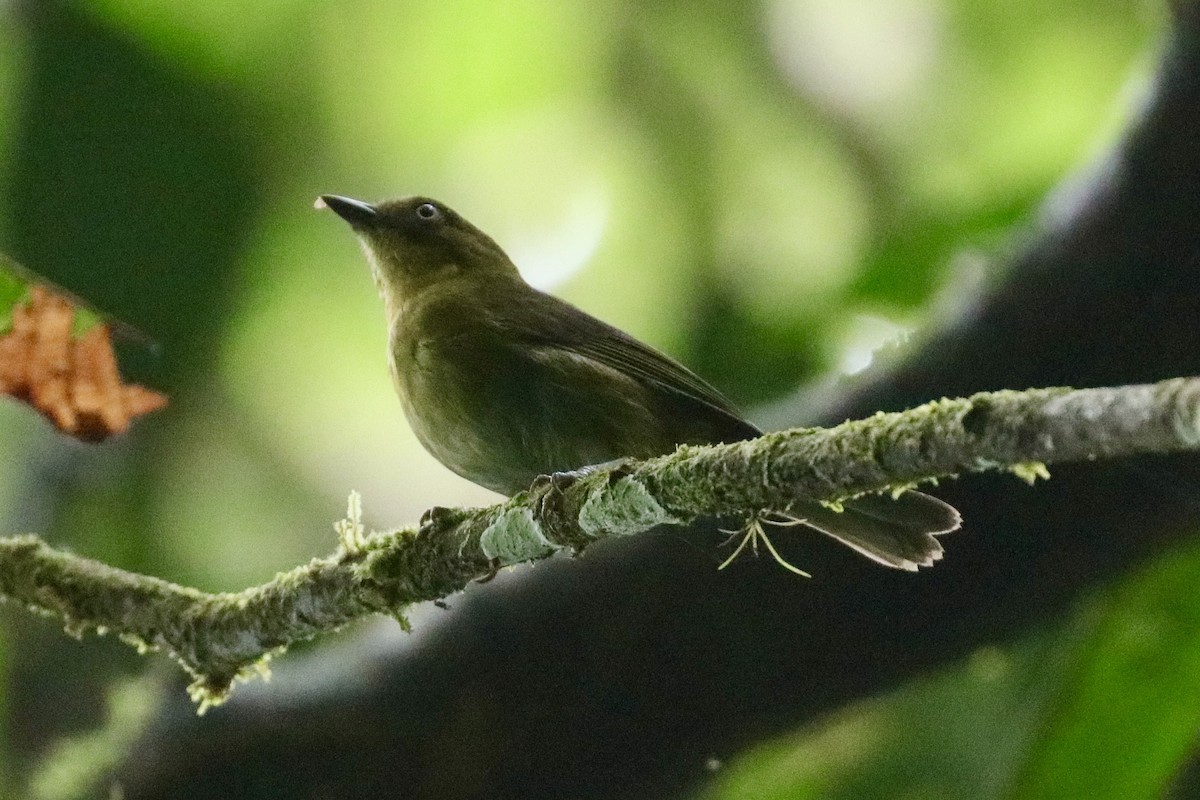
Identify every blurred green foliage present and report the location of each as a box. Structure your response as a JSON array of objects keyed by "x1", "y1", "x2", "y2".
[
  {"x1": 705, "y1": 537, "x2": 1200, "y2": 799},
  {"x1": 0, "y1": 0, "x2": 1182, "y2": 798}
]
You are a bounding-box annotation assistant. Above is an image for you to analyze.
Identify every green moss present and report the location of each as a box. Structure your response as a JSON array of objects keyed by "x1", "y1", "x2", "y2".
[
  {"x1": 335, "y1": 491, "x2": 367, "y2": 555},
  {"x1": 187, "y1": 653, "x2": 277, "y2": 715},
  {"x1": 1011, "y1": 461, "x2": 1051, "y2": 485}
]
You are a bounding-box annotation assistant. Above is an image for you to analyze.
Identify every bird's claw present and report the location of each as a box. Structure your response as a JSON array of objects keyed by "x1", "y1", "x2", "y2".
[
  {"x1": 419, "y1": 505, "x2": 463, "y2": 533},
  {"x1": 530, "y1": 459, "x2": 633, "y2": 498},
  {"x1": 529, "y1": 470, "x2": 583, "y2": 521},
  {"x1": 531, "y1": 469, "x2": 582, "y2": 494}
]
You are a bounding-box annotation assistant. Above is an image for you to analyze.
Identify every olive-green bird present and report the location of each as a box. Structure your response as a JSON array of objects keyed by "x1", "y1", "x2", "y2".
[{"x1": 320, "y1": 194, "x2": 959, "y2": 570}]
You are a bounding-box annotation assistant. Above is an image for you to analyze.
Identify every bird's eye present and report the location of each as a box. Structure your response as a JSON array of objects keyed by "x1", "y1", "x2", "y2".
[{"x1": 416, "y1": 203, "x2": 439, "y2": 220}]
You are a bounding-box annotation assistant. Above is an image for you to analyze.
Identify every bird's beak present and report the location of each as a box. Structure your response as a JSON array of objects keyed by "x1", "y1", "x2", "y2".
[{"x1": 317, "y1": 194, "x2": 378, "y2": 228}]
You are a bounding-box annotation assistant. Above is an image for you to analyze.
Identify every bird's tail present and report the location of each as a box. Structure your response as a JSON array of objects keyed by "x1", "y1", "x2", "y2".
[{"x1": 792, "y1": 491, "x2": 961, "y2": 571}]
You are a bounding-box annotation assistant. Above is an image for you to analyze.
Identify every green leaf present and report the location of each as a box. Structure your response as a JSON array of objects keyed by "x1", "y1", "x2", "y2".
[{"x1": 0, "y1": 252, "x2": 35, "y2": 335}]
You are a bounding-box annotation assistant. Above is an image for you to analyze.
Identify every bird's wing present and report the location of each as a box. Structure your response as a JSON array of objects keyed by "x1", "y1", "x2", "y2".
[
  {"x1": 494, "y1": 289, "x2": 760, "y2": 440},
  {"x1": 571, "y1": 335, "x2": 744, "y2": 417}
]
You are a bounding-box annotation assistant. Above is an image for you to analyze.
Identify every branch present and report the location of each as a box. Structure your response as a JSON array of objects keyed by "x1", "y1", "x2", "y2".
[{"x1": 4, "y1": 376, "x2": 1200, "y2": 708}]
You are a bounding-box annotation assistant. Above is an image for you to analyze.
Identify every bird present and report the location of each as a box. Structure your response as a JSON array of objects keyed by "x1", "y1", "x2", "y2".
[{"x1": 319, "y1": 193, "x2": 960, "y2": 571}]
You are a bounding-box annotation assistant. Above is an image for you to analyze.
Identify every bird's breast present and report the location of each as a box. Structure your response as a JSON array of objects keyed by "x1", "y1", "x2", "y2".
[{"x1": 388, "y1": 308, "x2": 534, "y2": 493}]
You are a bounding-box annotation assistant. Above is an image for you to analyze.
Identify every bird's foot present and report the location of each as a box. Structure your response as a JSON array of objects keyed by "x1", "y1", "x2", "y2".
[
  {"x1": 531, "y1": 470, "x2": 582, "y2": 495},
  {"x1": 419, "y1": 505, "x2": 470, "y2": 533},
  {"x1": 717, "y1": 511, "x2": 811, "y2": 578},
  {"x1": 528, "y1": 471, "x2": 581, "y2": 524},
  {"x1": 533, "y1": 458, "x2": 634, "y2": 492}
]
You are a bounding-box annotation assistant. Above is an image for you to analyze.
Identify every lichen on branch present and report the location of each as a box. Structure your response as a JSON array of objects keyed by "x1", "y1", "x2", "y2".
[{"x1": 3, "y1": 375, "x2": 1200, "y2": 709}]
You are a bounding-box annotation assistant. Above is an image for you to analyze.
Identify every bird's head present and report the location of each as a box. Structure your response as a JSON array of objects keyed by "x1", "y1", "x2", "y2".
[{"x1": 318, "y1": 194, "x2": 519, "y2": 313}]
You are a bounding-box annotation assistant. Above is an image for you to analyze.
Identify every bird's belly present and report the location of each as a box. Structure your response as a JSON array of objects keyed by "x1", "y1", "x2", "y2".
[
  {"x1": 391, "y1": 336, "x2": 558, "y2": 495},
  {"x1": 392, "y1": 335, "x2": 661, "y2": 496}
]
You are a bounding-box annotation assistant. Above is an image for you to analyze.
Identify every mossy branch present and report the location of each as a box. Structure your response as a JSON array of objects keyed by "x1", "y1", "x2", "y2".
[{"x1": 5, "y1": 376, "x2": 1200, "y2": 708}]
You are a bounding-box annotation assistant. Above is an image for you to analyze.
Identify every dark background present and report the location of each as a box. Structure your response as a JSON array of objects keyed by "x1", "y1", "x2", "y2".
[{"x1": 2, "y1": 1, "x2": 1198, "y2": 798}]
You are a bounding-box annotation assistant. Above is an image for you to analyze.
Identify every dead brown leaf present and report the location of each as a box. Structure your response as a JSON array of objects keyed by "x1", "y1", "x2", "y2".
[{"x1": 1, "y1": 285, "x2": 167, "y2": 441}]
